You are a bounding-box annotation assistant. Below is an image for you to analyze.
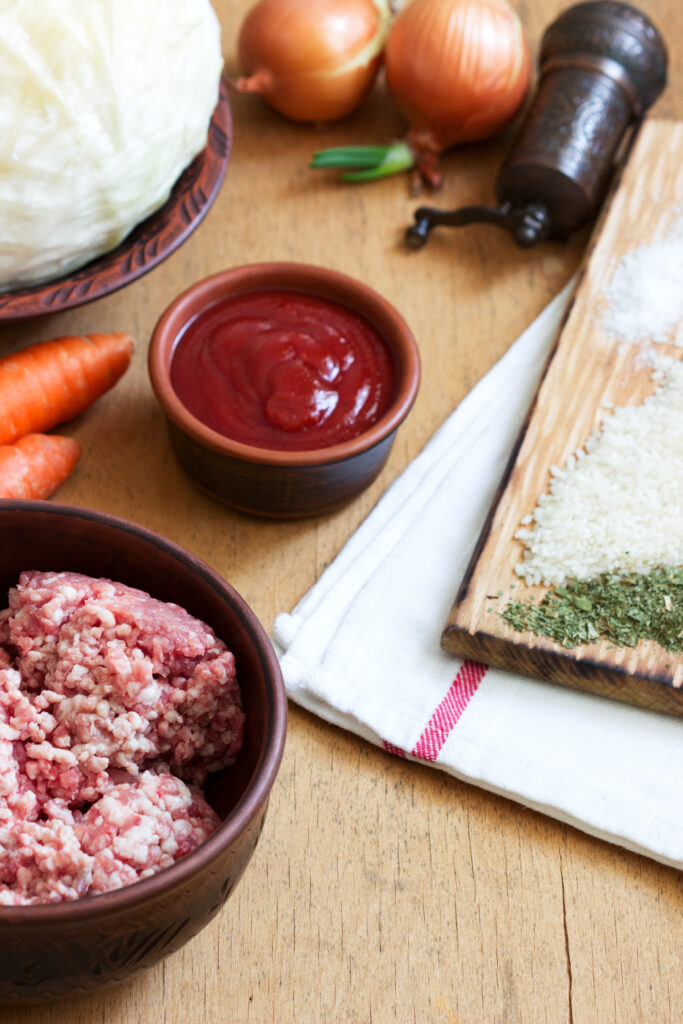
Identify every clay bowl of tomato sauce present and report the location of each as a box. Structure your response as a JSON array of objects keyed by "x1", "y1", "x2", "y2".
[{"x1": 148, "y1": 262, "x2": 421, "y2": 517}]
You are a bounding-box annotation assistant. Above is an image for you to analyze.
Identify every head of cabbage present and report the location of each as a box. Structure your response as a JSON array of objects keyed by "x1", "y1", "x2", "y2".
[{"x1": 0, "y1": 0, "x2": 223, "y2": 290}]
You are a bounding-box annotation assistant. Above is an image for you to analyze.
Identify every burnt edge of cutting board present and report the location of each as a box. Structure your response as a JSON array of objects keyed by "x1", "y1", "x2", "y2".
[
  {"x1": 440, "y1": 120, "x2": 683, "y2": 717},
  {"x1": 440, "y1": 624, "x2": 683, "y2": 717}
]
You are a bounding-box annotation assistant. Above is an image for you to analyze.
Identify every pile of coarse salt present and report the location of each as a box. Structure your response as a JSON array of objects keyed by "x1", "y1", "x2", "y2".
[
  {"x1": 601, "y1": 218, "x2": 683, "y2": 346},
  {"x1": 515, "y1": 357, "x2": 683, "y2": 586}
]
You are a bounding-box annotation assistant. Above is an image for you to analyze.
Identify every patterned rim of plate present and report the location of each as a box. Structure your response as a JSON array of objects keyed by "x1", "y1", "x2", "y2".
[{"x1": 0, "y1": 79, "x2": 232, "y2": 322}]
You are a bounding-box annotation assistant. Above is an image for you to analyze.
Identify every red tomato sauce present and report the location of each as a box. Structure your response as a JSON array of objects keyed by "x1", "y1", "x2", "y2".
[{"x1": 170, "y1": 290, "x2": 397, "y2": 451}]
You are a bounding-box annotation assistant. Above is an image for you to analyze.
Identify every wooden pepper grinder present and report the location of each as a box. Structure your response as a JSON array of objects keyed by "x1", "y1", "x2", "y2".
[{"x1": 406, "y1": 0, "x2": 668, "y2": 249}]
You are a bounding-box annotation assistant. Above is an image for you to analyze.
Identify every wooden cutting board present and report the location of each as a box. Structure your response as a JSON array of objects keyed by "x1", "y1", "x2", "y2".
[{"x1": 441, "y1": 117, "x2": 683, "y2": 717}]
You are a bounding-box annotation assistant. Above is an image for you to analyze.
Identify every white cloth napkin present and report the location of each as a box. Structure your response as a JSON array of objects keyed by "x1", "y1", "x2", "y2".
[{"x1": 272, "y1": 283, "x2": 683, "y2": 871}]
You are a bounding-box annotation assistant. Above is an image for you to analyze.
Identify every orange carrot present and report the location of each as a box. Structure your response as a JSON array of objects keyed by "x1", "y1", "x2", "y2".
[
  {"x1": 0, "y1": 332, "x2": 134, "y2": 446},
  {"x1": 0, "y1": 434, "x2": 80, "y2": 499}
]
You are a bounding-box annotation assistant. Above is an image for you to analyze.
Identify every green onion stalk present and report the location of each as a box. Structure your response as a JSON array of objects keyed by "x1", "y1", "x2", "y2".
[{"x1": 310, "y1": 132, "x2": 443, "y2": 191}]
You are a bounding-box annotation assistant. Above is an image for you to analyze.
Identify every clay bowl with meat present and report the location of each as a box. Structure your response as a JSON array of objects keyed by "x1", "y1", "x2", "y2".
[
  {"x1": 0, "y1": 500, "x2": 287, "y2": 1005},
  {"x1": 148, "y1": 262, "x2": 421, "y2": 518}
]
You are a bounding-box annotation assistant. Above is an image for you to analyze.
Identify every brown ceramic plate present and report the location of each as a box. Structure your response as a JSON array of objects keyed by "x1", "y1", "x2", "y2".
[{"x1": 0, "y1": 80, "x2": 232, "y2": 322}]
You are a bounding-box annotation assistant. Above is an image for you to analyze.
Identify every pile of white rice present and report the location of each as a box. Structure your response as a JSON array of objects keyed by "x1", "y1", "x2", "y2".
[{"x1": 515, "y1": 359, "x2": 683, "y2": 586}]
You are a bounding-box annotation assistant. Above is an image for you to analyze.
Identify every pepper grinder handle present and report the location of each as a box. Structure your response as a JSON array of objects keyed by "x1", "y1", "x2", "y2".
[{"x1": 406, "y1": 0, "x2": 667, "y2": 249}]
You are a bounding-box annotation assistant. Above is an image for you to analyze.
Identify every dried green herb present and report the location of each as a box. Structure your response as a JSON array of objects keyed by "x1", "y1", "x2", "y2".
[{"x1": 501, "y1": 568, "x2": 683, "y2": 653}]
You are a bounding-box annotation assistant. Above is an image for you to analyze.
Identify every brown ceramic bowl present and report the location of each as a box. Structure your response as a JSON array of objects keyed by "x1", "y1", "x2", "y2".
[
  {"x1": 0, "y1": 82, "x2": 232, "y2": 322},
  {"x1": 0, "y1": 500, "x2": 287, "y2": 1005},
  {"x1": 148, "y1": 262, "x2": 421, "y2": 518}
]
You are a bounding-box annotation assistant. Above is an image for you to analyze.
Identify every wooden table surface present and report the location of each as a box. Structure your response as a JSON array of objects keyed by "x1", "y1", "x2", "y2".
[{"x1": 1, "y1": 1, "x2": 682, "y2": 1021}]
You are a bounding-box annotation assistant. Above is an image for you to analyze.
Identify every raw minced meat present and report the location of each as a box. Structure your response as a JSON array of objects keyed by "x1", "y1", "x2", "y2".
[
  {"x1": 2, "y1": 571, "x2": 245, "y2": 803},
  {"x1": 0, "y1": 772, "x2": 220, "y2": 906},
  {"x1": 0, "y1": 571, "x2": 245, "y2": 905},
  {"x1": 82, "y1": 772, "x2": 220, "y2": 895},
  {"x1": 0, "y1": 815, "x2": 93, "y2": 906}
]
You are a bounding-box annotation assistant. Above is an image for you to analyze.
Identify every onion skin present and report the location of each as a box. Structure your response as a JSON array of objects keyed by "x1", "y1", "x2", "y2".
[
  {"x1": 385, "y1": 0, "x2": 531, "y2": 177},
  {"x1": 236, "y1": 0, "x2": 392, "y2": 123}
]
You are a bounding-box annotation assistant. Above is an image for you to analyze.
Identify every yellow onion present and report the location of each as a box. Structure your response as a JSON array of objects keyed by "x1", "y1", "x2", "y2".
[
  {"x1": 385, "y1": 0, "x2": 530, "y2": 177},
  {"x1": 311, "y1": 0, "x2": 530, "y2": 187},
  {"x1": 235, "y1": 0, "x2": 392, "y2": 123}
]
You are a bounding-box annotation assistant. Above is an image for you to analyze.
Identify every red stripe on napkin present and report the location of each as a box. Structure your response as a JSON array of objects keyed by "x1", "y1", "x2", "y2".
[
  {"x1": 411, "y1": 661, "x2": 487, "y2": 762},
  {"x1": 382, "y1": 742, "x2": 407, "y2": 758}
]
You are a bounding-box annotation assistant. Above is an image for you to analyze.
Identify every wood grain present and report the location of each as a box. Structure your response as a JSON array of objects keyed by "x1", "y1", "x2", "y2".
[
  {"x1": 0, "y1": 1, "x2": 682, "y2": 1022},
  {"x1": 442, "y1": 119, "x2": 683, "y2": 715}
]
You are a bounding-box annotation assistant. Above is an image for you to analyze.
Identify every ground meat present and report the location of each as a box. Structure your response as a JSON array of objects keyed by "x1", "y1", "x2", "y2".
[
  {"x1": 0, "y1": 572, "x2": 245, "y2": 905},
  {"x1": 81, "y1": 772, "x2": 220, "y2": 894},
  {"x1": 0, "y1": 816, "x2": 92, "y2": 906},
  {"x1": 3, "y1": 571, "x2": 245, "y2": 803}
]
